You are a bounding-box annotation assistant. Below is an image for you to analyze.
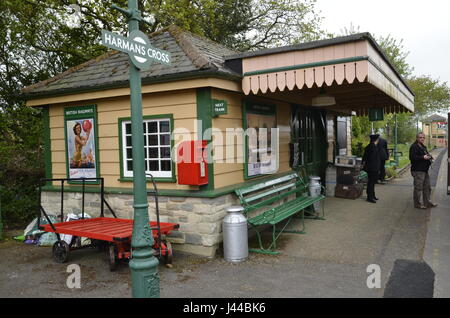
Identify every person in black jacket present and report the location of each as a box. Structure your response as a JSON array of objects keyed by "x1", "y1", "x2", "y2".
[
  {"x1": 378, "y1": 136, "x2": 389, "y2": 184},
  {"x1": 363, "y1": 134, "x2": 381, "y2": 203},
  {"x1": 409, "y1": 132, "x2": 438, "y2": 209}
]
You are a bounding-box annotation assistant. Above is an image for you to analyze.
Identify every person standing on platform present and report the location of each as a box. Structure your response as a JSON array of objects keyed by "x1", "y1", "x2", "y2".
[
  {"x1": 409, "y1": 132, "x2": 438, "y2": 209},
  {"x1": 363, "y1": 134, "x2": 381, "y2": 203},
  {"x1": 378, "y1": 136, "x2": 389, "y2": 184}
]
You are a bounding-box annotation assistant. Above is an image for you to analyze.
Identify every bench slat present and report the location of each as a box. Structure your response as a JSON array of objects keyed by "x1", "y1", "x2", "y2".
[
  {"x1": 248, "y1": 195, "x2": 324, "y2": 226},
  {"x1": 233, "y1": 171, "x2": 325, "y2": 254},
  {"x1": 235, "y1": 172, "x2": 301, "y2": 196},
  {"x1": 243, "y1": 186, "x2": 307, "y2": 213},
  {"x1": 243, "y1": 180, "x2": 307, "y2": 204}
]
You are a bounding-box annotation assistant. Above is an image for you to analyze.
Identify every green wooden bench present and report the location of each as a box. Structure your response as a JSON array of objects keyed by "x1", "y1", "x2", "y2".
[
  {"x1": 357, "y1": 170, "x2": 368, "y2": 183},
  {"x1": 234, "y1": 172, "x2": 325, "y2": 255}
]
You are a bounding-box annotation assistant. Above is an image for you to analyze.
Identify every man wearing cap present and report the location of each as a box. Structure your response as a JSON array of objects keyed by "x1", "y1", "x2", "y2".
[
  {"x1": 362, "y1": 134, "x2": 381, "y2": 203},
  {"x1": 409, "y1": 132, "x2": 438, "y2": 209}
]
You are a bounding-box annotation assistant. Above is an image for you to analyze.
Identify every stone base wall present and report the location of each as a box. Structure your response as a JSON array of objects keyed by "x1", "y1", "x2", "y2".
[{"x1": 40, "y1": 191, "x2": 240, "y2": 258}]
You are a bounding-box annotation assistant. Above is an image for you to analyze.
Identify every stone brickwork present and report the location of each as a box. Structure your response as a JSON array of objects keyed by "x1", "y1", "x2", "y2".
[{"x1": 40, "y1": 191, "x2": 240, "y2": 258}]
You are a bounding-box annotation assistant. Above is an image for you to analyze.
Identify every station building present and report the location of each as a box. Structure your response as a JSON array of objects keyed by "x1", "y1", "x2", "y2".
[
  {"x1": 23, "y1": 26, "x2": 414, "y2": 257},
  {"x1": 422, "y1": 114, "x2": 447, "y2": 148}
]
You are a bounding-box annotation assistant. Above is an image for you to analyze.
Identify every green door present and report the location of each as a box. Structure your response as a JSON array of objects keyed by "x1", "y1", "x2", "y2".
[{"x1": 291, "y1": 106, "x2": 328, "y2": 181}]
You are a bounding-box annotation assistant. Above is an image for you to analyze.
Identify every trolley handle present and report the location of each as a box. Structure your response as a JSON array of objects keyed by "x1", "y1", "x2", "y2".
[{"x1": 146, "y1": 173, "x2": 163, "y2": 257}]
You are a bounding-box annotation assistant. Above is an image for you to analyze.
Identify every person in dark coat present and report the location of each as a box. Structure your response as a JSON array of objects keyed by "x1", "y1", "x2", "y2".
[
  {"x1": 362, "y1": 134, "x2": 381, "y2": 203},
  {"x1": 377, "y1": 136, "x2": 389, "y2": 184},
  {"x1": 409, "y1": 132, "x2": 438, "y2": 209}
]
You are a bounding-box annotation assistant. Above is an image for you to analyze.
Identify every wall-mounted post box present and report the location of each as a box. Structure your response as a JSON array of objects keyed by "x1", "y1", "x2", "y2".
[{"x1": 177, "y1": 140, "x2": 208, "y2": 185}]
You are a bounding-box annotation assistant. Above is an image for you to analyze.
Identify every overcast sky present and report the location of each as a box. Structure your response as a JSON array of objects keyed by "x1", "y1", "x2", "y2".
[{"x1": 315, "y1": 0, "x2": 450, "y2": 84}]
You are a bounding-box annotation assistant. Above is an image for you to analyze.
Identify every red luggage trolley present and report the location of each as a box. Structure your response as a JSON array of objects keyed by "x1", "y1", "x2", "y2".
[{"x1": 38, "y1": 176, "x2": 179, "y2": 270}]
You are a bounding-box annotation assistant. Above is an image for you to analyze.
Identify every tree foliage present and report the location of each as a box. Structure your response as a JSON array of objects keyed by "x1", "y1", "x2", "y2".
[
  {"x1": 0, "y1": 0, "x2": 326, "y2": 227},
  {"x1": 338, "y1": 23, "x2": 450, "y2": 154},
  {"x1": 408, "y1": 75, "x2": 450, "y2": 116},
  {"x1": 376, "y1": 35, "x2": 414, "y2": 79}
]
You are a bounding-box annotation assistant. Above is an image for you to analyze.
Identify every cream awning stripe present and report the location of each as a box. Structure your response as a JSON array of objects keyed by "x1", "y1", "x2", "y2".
[
  {"x1": 243, "y1": 56, "x2": 369, "y2": 77},
  {"x1": 243, "y1": 59, "x2": 369, "y2": 95},
  {"x1": 242, "y1": 55, "x2": 414, "y2": 112},
  {"x1": 243, "y1": 55, "x2": 413, "y2": 104},
  {"x1": 366, "y1": 57, "x2": 414, "y2": 105}
]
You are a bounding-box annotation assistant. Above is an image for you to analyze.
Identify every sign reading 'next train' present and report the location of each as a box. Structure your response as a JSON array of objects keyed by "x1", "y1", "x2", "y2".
[{"x1": 101, "y1": 29, "x2": 171, "y2": 70}]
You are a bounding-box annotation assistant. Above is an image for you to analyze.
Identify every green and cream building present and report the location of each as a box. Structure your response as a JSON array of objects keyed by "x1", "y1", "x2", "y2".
[{"x1": 23, "y1": 26, "x2": 414, "y2": 257}]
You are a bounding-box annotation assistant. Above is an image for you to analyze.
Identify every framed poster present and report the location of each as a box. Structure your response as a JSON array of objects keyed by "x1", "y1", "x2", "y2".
[
  {"x1": 244, "y1": 102, "x2": 278, "y2": 178},
  {"x1": 64, "y1": 105, "x2": 100, "y2": 183}
]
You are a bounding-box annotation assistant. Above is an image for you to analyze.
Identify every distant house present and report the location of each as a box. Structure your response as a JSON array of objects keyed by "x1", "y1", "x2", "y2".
[
  {"x1": 22, "y1": 26, "x2": 414, "y2": 257},
  {"x1": 422, "y1": 114, "x2": 447, "y2": 148}
]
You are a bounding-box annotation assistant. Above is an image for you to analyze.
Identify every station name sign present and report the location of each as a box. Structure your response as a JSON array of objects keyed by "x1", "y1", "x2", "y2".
[{"x1": 101, "y1": 29, "x2": 171, "y2": 70}]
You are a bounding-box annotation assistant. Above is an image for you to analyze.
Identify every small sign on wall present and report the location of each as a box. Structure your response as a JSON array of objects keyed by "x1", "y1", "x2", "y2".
[
  {"x1": 212, "y1": 99, "x2": 228, "y2": 117},
  {"x1": 369, "y1": 108, "x2": 384, "y2": 121}
]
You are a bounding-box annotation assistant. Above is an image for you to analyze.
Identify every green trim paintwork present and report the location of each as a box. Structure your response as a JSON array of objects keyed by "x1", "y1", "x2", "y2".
[
  {"x1": 24, "y1": 70, "x2": 241, "y2": 101},
  {"x1": 118, "y1": 176, "x2": 177, "y2": 183},
  {"x1": 243, "y1": 56, "x2": 370, "y2": 77},
  {"x1": 366, "y1": 58, "x2": 415, "y2": 105},
  {"x1": 40, "y1": 170, "x2": 294, "y2": 198},
  {"x1": 42, "y1": 106, "x2": 53, "y2": 182},
  {"x1": 196, "y1": 88, "x2": 215, "y2": 191},
  {"x1": 118, "y1": 114, "x2": 176, "y2": 183},
  {"x1": 243, "y1": 55, "x2": 414, "y2": 106},
  {"x1": 63, "y1": 104, "x2": 101, "y2": 185}
]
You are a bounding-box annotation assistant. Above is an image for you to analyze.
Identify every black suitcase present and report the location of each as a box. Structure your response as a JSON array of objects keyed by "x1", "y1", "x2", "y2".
[
  {"x1": 336, "y1": 166, "x2": 361, "y2": 177},
  {"x1": 336, "y1": 174, "x2": 356, "y2": 185},
  {"x1": 335, "y1": 183, "x2": 364, "y2": 199}
]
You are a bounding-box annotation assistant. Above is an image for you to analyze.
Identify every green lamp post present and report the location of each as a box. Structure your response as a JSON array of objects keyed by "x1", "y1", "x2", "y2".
[
  {"x1": 394, "y1": 113, "x2": 399, "y2": 166},
  {"x1": 114, "y1": 0, "x2": 158, "y2": 298},
  {"x1": 103, "y1": 0, "x2": 170, "y2": 298}
]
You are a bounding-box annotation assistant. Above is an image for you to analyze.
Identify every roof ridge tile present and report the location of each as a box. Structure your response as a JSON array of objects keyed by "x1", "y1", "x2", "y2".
[{"x1": 167, "y1": 25, "x2": 212, "y2": 70}]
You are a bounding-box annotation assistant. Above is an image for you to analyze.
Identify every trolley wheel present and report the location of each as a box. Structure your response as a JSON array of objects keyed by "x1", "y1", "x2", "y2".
[
  {"x1": 52, "y1": 241, "x2": 70, "y2": 263},
  {"x1": 163, "y1": 241, "x2": 173, "y2": 268},
  {"x1": 109, "y1": 244, "x2": 118, "y2": 272}
]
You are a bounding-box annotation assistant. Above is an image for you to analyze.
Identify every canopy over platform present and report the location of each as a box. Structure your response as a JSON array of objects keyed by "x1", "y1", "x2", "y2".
[{"x1": 226, "y1": 33, "x2": 414, "y2": 116}]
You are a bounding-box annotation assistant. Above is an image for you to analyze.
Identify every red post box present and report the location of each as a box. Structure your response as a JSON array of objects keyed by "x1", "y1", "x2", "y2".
[{"x1": 177, "y1": 140, "x2": 208, "y2": 185}]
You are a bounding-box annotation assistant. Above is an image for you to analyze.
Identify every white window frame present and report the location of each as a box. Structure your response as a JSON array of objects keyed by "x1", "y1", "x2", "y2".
[{"x1": 121, "y1": 117, "x2": 172, "y2": 179}]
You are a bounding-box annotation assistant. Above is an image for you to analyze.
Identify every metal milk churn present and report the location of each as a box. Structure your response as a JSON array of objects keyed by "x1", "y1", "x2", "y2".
[
  {"x1": 308, "y1": 176, "x2": 322, "y2": 211},
  {"x1": 222, "y1": 206, "x2": 248, "y2": 263}
]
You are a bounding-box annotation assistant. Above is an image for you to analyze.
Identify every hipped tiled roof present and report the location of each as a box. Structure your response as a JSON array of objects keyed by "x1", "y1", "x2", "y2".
[
  {"x1": 423, "y1": 114, "x2": 447, "y2": 123},
  {"x1": 22, "y1": 25, "x2": 240, "y2": 98}
]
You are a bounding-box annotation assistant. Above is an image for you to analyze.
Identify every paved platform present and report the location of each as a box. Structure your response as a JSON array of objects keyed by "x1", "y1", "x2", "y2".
[
  {"x1": 161, "y1": 149, "x2": 445, "y2": 297},
  {"x1": 423, "y1": 148, "x2": 450, "y2": 297},
  {"x1": 0, "y1": 149, "x2": 447, "y2": 298}
]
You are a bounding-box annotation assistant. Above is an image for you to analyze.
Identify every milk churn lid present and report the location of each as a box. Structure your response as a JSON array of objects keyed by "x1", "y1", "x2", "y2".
[
  {"x1": 309, "y1": 176, "x2": 320, "y2": 181},
  {"x1": 226, "y1": 206, "x2": 245, "y2": 213}
]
